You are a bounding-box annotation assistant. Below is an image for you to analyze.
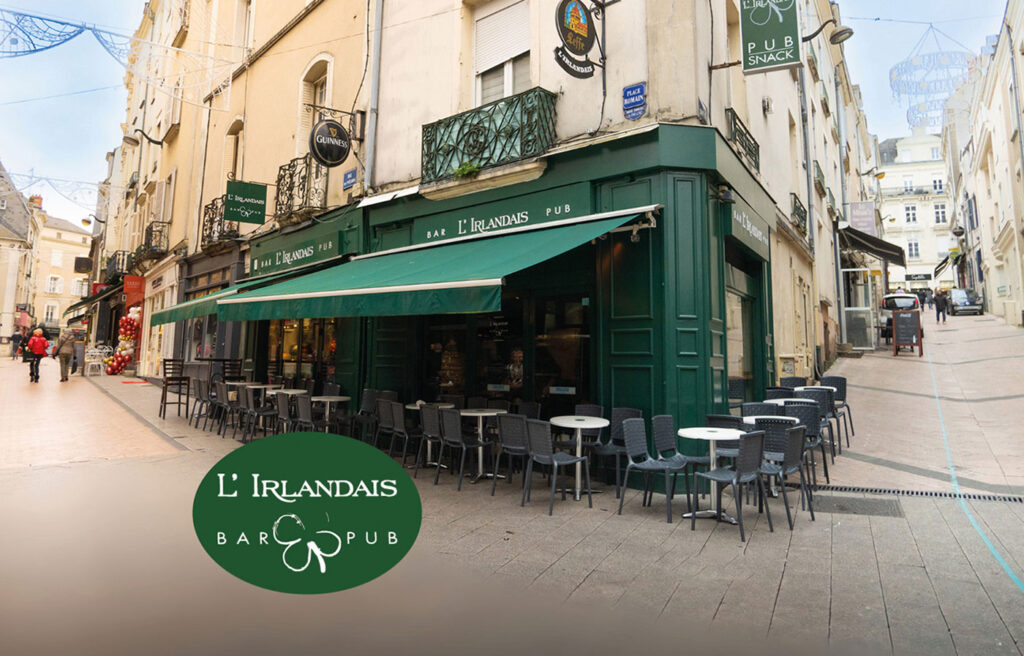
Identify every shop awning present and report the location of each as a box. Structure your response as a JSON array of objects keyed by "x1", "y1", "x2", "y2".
[
  {"x1": 839, "y1": 226, "x2": 906, "y2": 267},
  {"x1": 218, "y1": 207, "x2": 656, "y2": 321},
  {"x1": 934, "y1": 255, "x2": 951, "y2": 278},
  {"x1": 150, "y1": 272, "x2": 291, "y2": 326},
  {"x1": 62, "y1": 284, "x2": 122, "y2": 317}
]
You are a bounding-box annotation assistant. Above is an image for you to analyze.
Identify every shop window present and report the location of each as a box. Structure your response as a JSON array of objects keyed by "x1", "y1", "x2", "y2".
[
  {"x1": 281, "y1": 319, "x2": 300, "y2": 378},
  {"x1": 474, "y1": 1, "x2": 530, "y2": 106},
  {"x1": 187, "y1": 315, "x2": 219, "y2": 360}
]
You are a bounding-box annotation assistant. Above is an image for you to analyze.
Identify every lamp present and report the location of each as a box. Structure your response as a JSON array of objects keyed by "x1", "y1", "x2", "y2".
[
  {"x1": 122, "y1": 128, "x2": 163, "y2": 147},
  {"x1": 81, "y1": 213, "x2": 104, "y2": 228},
  {"x1": 860, "y1": 167, "x2": 886, "y2": 180},
  {"x1": 802, "y1": 18, "x2": 854, "y2": 45}
]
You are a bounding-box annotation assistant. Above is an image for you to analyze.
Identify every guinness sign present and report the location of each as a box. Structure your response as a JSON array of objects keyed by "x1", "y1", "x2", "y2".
[
  {"x1": 309, "y1": 119, "x2": 351, "y2": 168},
  {"x1": 554, "y1": 0, "x2": 597, "y2": 79}
]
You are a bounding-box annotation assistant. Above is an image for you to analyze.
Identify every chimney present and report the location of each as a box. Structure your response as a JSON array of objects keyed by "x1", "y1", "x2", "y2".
[{"x1": 28, "y1": 195, "x2": 42, "y2": 209}]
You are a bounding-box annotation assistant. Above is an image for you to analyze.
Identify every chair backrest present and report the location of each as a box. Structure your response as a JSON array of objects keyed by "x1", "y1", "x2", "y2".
[
  {"x1": 239, "y1": 386, "x2": 254, "y2": 412},
  {"x1": 525, "y1": 419, "x2": 553, "y2": 457},
  {"x1": 621, "y1": 418, "x2": 653, "y2": 461},
  {"x1": 574, "y1": 403, "x2": 604, "y2": 438},
  {"x1": 779, "y1": 376, "x2": 807, "y2": 388},
  {"x1": 795, "y1": 388, "x2": 831, "y2": 417},
  {"x1": 163, "y1": 358, "x2": 184, "y2": 378},
  {"x1": 741, "y1": 402, "x2": 777, "y2": 417},
  {"x1": 376, "y1": 398, "x2": 394, "y2": 429},
  {"x1": 438, "y1": 394, "x2": 465, "y2": 409},
  {"x1": 223, "y1": 359, "x2": 243, "y2": 379},
  {"x1": 783, "y1": 402, "x2": 820, "y2": 438},
  {"x1": 514, "y1": 400, "x2": 541, "y2": 419},
  {"x1": 215, "y1": 381, "x2": 230, "y2": 406},
  {"x1": 734, "y1": 431, "x2": 765, "y2": 477},
  {"x1": 497, "y1": 414, "x2": 529, "y2": 450},
  {"x1": 651, "y1": 415, "x2": 679, "y2": 457},
  {"x1": 466, "y1": 396, "x2": 487, "y2": 409},
  {"x1": 390, "y1": 401, "x2": 407, "y2": 436},
  {"x1": 378, "y1": 390, "x2": 398, "y2": 401},
  {"x1": 783, "y1": 426, "x2": 807, "y2": 470},
  {"x1": 275, "y1": 392, "x2": 290, "y2": 422},
  {"x1": 420, "y1": 404, "x2": 441, "y2": 439},
  {"x1": 324, "y1": 382, "x2": 340, "y2": 396},
  {"x1": 193, "y1": 378, "x2": 206, "y2": 401},
  {"x1": 295, "y1": 395, "x2": 314, "y2": 423},
  {"x1": 705, "y1": 414, "x2": 743, "y2": 429},
  {"x1": 764, "y1": 387, "x2": 793, "y2": 400},
  {"x1": 610, "y1": 407, "x2": 643, "y2": 445},
  {"x1": 439, "y1": 408, "x2": 463, "y2": 445},
  {"x1": 753, "y1": 417, "x2": 793, "y2": 456},
  {"x1": 487, "y1": 399, "x2": 511, "y2": 411},
  {"x1": 820, "y1": 375, "x2": 847, "y2": 402},
  {"x1": 301, "y1": 378, "x2": 315, "y2": 394},
  {"x1": 727, "y1": 377, "x2": 745, "y2": 400},
  {"x1": 358, "y1": 389, "x2": 377, "y2": 414}
]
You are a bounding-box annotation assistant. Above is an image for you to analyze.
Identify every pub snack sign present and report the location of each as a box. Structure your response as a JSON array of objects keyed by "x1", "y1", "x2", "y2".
[{"x1": 739, "y1": 0, "x2": 802, "y2": 74}]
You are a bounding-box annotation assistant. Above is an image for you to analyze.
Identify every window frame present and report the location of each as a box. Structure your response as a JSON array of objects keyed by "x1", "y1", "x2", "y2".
[
  {"x1": 905, "y1": 205, "x2": 918, "y2": 223},
  {"x1": 46, "y1": 274, "x2": 63, "y2": 294},
  {"x1": 934, "y1": 203, "x2": 947, "y2": 224}
]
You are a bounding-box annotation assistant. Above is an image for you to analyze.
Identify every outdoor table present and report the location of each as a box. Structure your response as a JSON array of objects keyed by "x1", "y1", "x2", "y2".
[
  {"x1": 460, "y1": 408, "x2": 507, "y2": 482},
  {"x1": 404, "y1": 403, "x2": 455, "y2": 410},
  {"x1": 763, "y1": 398, "x2": 817, "y2": 406},
  {"x1": 677, "y1": 427, "x2": 745, "y2": 523},
  {"x1": 550, "y1": 415, "x2": 610, "y2": 501},
  {"x1": 312, "y1": 395, "x2": 351, "y2": 430},
  {"x1": 244, "y1": 383, "x2": 282, "y2": 404},
  {"x1": 275, "y1": 389, "x2": 309, "y2": 395},
  {"x1": 794, "y1": 385, "x2": 837, "y2": 392},
  {"x1": 741, "y1": 415, "x2": 799, "y2": 425}
]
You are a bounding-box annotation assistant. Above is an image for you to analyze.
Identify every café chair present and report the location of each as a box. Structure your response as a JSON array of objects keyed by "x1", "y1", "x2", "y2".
[
  {"x1": 492, "y1": 414, "x2": 530, "y2": 496},
  {"x1": 651, "y1": 414, "x2": 706, "y2": 515},
  {"x1": 764, "y1": 386, "x2": 794, "y2": 400},
  {"x1": 693, "y1": 431, "x2": 773, "y2": 542},
  {"x1": 589, "y1": 407, "x2": 642, "y2": 498},
  {"x1": 350, "y1": 389, "x2": 379, "y2": 441},
  {"x1": 523, "y1": 419, "x2": 591, "y2": 515},
  {"x1": 758, "y1": 426, "x2": 814, "y2": 529},
  {"x1": 412, "y1": 404, "x2": 443, "y2": 479},
  {"x1": 374, "y1": 398, "x2": 395, "y2": 449},
  {"x1": 784, "y1": 402, "x2": 829, "y2": 485},
  {"x1": 821, "y1": 375, "x2": 854, "y2": 444},
  {"x1": 741, "y1": 402, "x2": 777, "y2": 417},
  {"x1": 616, "y1": 418, "x2": 674, "y2": 523},
  {"x1": 779, "y1": 376, "x2": 807, "y2": 388},
  {"x1": 435, "y1": 408, "x2": 485, "y2": 491}
]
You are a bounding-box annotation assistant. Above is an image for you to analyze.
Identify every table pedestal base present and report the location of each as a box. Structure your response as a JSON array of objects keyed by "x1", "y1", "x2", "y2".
[{"x1": 683, "y1": 509, "x2": 738, "y2": 525}]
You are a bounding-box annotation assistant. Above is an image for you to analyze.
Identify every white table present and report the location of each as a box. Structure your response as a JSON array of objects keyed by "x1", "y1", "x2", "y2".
[
  {"x1": 275, "y1": 389, "x2": 309, "y2": 395},
  {"x1": 763, "y1": 398, "x2": 816, "y2": 406},
  {"x1": 459, "y1": 408, "x2": 507, "y2": 481},
  {"x1": 404, "y1": 402, "x2": 455, "y2": 410},
  {"x1": 741, "y1": 415, "x2": 799, "y2": 425},
  {"x1": 677, "y1": 427, "x2": 745, "y2": 522},
  {"x1": 551, "y1": 415, "x2": 610, "y2": 501},
  {"x1": 794, "y1": 385, "x2": 837, "y2": 392},
  {"x1": 312, "y1": 395, "x2": 351, "y2": 429}
]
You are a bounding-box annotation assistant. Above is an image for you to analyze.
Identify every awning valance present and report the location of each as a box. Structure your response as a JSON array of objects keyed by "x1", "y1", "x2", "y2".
[
  {"x1": 62, "y1": 284, "x2": 122, "y2": 317},
  {"x1": 218, "y1": 207, "x2": 656, "y2": 321},
  {"x1": 150, "y1": 272, "x2": 291, "y2": 326},
  {"x1": 934, "y1": 255, "x2": 951, "y2": 278},
  {"x1": 839, "y1": 226, "x2": 906, "y2": 268}
]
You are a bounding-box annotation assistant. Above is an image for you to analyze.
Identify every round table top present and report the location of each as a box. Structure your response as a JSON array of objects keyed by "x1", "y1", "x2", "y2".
[
  {"x1": 742, "y1": 415, "x2": 800, "y2": 424},
  {"x1": 677, "y1": 427, "x2": 745, "y2": 441},
  {"x1": 764, "y1": 398, "x2": 817, "y2": 406},
  {"x1": 224, "y1": 380, "x2": 253, "y2": 386},
  {"x1": 550, "y1": 415, "x2": 610, "y2": 429},
  {"x1": 246, "y1": 384, "x2": 282, "y2": 389},
  {"x1": 312, "y1": 395, "x2": 351, "y2": 403},
  {"x1": 459, "y1": 408, "x2": 508, "y2": 417},
  {"x1": 405, "y1": 403, "x2": 456, "y2": 410},
  {"x1": 794, "y1": 385, "x2": 837, "y2": 392},
  {"x1": 275, "y1": 389, "x2": 309, "y2": 395}
]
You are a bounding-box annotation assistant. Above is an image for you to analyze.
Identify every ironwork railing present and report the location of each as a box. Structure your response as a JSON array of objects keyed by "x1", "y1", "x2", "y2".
[
  {"x1": 725, "y1": 108, "x2": 760, "y2": 172},
  {"x1": 105, "y1": 250, "x2": 132, "y2": 283},
  {"x1": 827, "y1": 188, "x2": 837, "y2": 217},
  {"x1": 134, "y1": 221, "x2": 170, "y2": 265},
  {"x1": 819, "y1": 82, "x2": 831, "y2": 116},
  {"x1": 171, "y1": 0, "x2": 190, "y2": 47},
  {"x1": 201, "y1": 195, "x2": 238, "y2": 251},
  {"x1": 421, "y1": 87, "x2": 558, "y2": 184},
  {"x1": 807, "y1": 44, "x2": 819, "y2": 81},
  {"x1": 791, "y1": 193, "x2": 807, "y2": 234},
  {"x1": 881, "y1": 186, "x2": 938, "y2": 198},
  {"x1": 274, "y1": 153, "x2": 327, "y2": 225},
  {"x1": 813, "y1": 161, "x2": 826, "y2": 195}
]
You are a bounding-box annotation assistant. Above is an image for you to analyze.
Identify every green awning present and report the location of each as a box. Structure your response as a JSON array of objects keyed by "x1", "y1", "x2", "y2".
[
  {"x1": 150, "y1": 272, "x2": 291, "y2": 326},
  {"x1": 217, "y1": 210, "x2": 650, "y2": 321},
  {"x1": 62, "y1": 284, "x2": 122, "y2": 317}
]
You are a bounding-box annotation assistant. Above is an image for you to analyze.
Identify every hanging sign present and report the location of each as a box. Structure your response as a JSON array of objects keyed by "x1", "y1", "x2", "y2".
[
  {"x1": 739, "y1": 0, "x2": 802, "y2": 74},
  {"x1": 623, "y1": 82, "x2": 646, "y2": 120},
  {"x1": 724, "y1": 197, "x2": 771, "y2": 261},
  {"x1": 848, "y1": 201, "x2": 877, "y2": 236},
  {"x1": 554, "y1": 0, "x2": 597, "y2": 79},
  {"x1": 224, "y1": 181, "x2": 268, "y2": 225},
  {"x1": 309, "y1": 119, "x2": 351, "y2": 168}
]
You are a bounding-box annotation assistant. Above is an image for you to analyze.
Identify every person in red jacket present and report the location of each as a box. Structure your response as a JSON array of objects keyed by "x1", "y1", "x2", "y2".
[{"x1": 26, "y1": 328, "x2": 48, "y2": 383}]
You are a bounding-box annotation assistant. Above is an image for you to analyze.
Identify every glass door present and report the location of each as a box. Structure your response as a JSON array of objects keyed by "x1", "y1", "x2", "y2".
[
  {"x1": 533, "y1": 295, "x2": 590, "y2": 417},
  {"x1": 726, "y1": 290, "x2": 755, "y2": 403},
  {"x1": 842, "y1": 268, "x2": 875, "y2": 350}
]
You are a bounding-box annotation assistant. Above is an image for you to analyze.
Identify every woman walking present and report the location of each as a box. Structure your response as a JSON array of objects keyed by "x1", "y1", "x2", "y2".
[
  {"x1": 25, "y1": 328, "x2": 49, "y2": 383},
  {"x1": 53, "y1": 329, "x2": 76, "y2": 382}
]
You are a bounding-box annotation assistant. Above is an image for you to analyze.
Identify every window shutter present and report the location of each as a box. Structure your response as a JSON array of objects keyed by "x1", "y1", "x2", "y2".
[
  {"x1": 298, "y1": 81, "x2": 315, "y2": 152},
  {"x1": 222, "y1": 134, "x2": 238, "y2": 181},
  {"x1": 475, "y1": 1, "x2": 529, "y2": 74}
]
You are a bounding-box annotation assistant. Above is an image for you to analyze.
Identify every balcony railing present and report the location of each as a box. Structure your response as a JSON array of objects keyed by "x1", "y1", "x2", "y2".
[
  {"x1": 171, "y1": 0, "x2": 189, "y2": 48},
  {"x1": 827, "y1": 188, "x2": 837, "y2": 217},
  {"x1": 819, "y1": 82, "x2": 831, "y2": 116},
  {"x1": 725, "y1": 108, "x2": 760, "y2": 172},
  {"x1": 813, "y1": 161, "x2": 826, "y2": 196},
  {"x1": 791, "y1": 193, "x2": 808, "y2": 234},
  {"x1": 881, "y1": 186, "x2": 940, "y2": 198},
  {"x1": 274, "y1": 153, "x2": 328, "y2": 226},
  {"x1": 806, "y1": 44, "x2": 819, "y2": 81},
  {"x1": 133, "y1": 221, "x2": 170, "y2": 266},
  {"x1": 105, "y1": 250, "x2": 132, "y2": 283},
  {"x1": 421, "y1": 86, "x2": 558, "y2": 185},
  {"x1": 201, "y1": 195, "x2": 238, "y2": 253}
]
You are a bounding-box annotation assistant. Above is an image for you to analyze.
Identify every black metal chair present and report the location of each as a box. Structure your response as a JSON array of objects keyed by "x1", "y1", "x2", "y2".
[
  {"x1": 292, "y1": 394, "x2": 319, "y2": 431},
  {"x1": 438, "y1": 394, "x2": 465, "y2": 409},
  {"x1": 273, "y1": 392, "x2": 293, "y2": 434},
  {"x1": 728, "y1": 377, "x2": 746, "y2": 409},
  {"x1": 523, "y1": 419, "x2": 591, "y2": 515},
  {"x1": 795, "y1": 388, "x2": 838, "y2": 458},
  {"x1": 388, "y1": 401, "x2": 415, "y2": 465},
  {"x1": 435, "y1": 407, "x2": 485, "y2": 491},
  {"x1": 651, "y1": 414, "x2": 706, "y2": 516},
  {"x1": 617, "y1": 418, "x2": 674, "y2": 522},
  {"x1": 759, "y1": 425, "x2": 815, "y2": 529},
  {"x1": 514, "y1": 400, "x2": 541, "y2": 419},
  {"x1": 784, "y1": 401, "x2": 829, "y2": 485},
  {"x1": 693, "y1": 431, "x2": 773, "y2": 542},
  {"x1": 705, "y1": 414, "x2": 742, "y2": 463},
  {"x1": 779, "y1": 376, "x2": 807, "y2": 388},
  {"x1": 214, "y1": 381, "x2": 240, "y2": 437},
  {"x1": 190, "y1": 378, "x2": 213, "y2": 429},
  {"x1": 241, "y1": 386, "x2": 277, "y2": 442},
  {"x1": 350, "y1": 389, "x2": 379, "y2": 442},
  {"x1": 589, "y1": 407, "x2": 642, "y2": 498},
  {"x1": 821, "y1": 375, "x2": 854, "y2": 447},
  {"x1": 741, "y1": 402, "x2": 777, "y2": 417},
  {"x1": 492, "y1": 414, "x2": 530, "y2": 496},
  {"x1": 373, "y1": 398, "x2": 394, "y2": 449},
  {"x1": 412, "y1": 404, "x2": 443, "y2": 479}
]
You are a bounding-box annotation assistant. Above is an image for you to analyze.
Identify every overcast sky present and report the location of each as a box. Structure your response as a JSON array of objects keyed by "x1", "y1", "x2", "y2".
[{"x1": 0, "y1": 1, "x2": 1012, "y2": 225}]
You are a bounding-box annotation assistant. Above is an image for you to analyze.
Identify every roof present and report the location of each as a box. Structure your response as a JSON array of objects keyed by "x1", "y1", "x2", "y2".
[
  {"x1": 0, "y1": 223, "x2": 21, "y2": 240},
  {"x1": 0, "y1": 158, "x2": 32, "y2": 240},
  {"x1": 43, "y1": 215, "x2": 92, "y2": 236},
  {"x1": 878, "y1": 138, "x2": 899, "y2": 165}
]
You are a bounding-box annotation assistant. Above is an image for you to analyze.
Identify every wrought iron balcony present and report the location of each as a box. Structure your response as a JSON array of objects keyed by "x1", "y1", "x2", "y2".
[
  {"x1": 421, "y1": 87, "x2": 558, "y2": 185},
  {"x1": 725, "y1": 108, "x2": 760, "y2": 172},
  {"x1": 171, "y1": 0, "x2": 190, "y2": 48},
  {"x1": 806, "y1": 44, "x2": 819, "y2": 81},
  {"x1": 105, "y1": 250, "x2": 132, "y2": 283},
  {"x1": 813, "y1": 161, "x2": 826, "y2": 196},
  {"x1": 791, "y1": 193, "x2": 808, "y2": 235},
  {"x1": 827, "y1": 188, "x2": 837, "y2": 217},
  {"x1": 133, "y1": 221, "x2": 170, "y2": 266},
  {"x1": 819, "y1": 82, "x2": 831, "y2": 116},
  {"x1": 274, "y1": 153, "x2": 327, "y2": 226},
  {"x1": 201, "y1": 195, "x2": 238, "y2": 253}
]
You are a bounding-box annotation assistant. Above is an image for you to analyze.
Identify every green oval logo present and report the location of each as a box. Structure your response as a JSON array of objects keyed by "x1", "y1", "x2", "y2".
[{"x1": 192, "y1": 432, "x2": 422, "y2": 594}]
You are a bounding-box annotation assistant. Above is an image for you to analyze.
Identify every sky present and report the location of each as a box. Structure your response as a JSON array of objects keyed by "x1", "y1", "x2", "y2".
[{"x1": 0, "y1": 0, "x2": 1012, "y2": 227}]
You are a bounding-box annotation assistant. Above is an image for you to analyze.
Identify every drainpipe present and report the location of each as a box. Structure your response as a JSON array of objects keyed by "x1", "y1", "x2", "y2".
[
  {"x1": 1004, "y1": 21, "x2": 1024, "y2": 324},
  {"x1": 834, "y1": 66, "x2": 847, "y2": 345},
  {"x1": 798, "y1": 66, "x2": 820, "y2": 376},
  {"x1": 363, "y1": 0, "x2": 384, "y2": 192}
]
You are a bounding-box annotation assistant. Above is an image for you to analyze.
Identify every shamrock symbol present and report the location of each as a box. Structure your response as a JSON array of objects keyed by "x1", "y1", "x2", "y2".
[{"x1": 272, "y1": 513, "x2": 342, "y2": 574}]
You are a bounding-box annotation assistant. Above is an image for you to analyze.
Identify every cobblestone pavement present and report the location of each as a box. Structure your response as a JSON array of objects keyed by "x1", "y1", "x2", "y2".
[{"x1": 0, "y1": 313, "x2": 1022, "y2": 655}]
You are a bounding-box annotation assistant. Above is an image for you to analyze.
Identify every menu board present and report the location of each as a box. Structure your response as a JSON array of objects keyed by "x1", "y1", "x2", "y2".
[{"x1": 892, "y1": 310, "x2": 923, "y2": 357}]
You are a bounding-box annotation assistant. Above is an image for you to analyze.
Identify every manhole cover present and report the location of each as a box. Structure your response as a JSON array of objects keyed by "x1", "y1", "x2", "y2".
[{"x1": 812, "y1": 495, "x2": 904, "y2": 517}]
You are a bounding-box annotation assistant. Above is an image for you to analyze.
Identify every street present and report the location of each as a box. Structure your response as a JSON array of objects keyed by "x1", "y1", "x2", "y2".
[{"x1": 1, "y1": 313, "x2": 1022, "y2": 654}]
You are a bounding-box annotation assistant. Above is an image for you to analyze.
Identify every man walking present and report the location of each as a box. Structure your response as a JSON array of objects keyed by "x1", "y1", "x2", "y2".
[
  {"x1": 11, "y1": 330, "x2": 22, "y2": 359},
  {"x1": 25, "y1": 328, "x2": 48, "y2": 383},
  {"x1": 53, "y1": 328, "x2": 76, "y2": 382},
  {"x1": 934, "y1": 289, "x2": 948, "y2": 324}
]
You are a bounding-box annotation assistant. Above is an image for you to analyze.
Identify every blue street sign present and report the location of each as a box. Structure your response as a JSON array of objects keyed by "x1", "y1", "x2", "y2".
[
  {"x1": 342, "y1": 168, "x2": 357, "y2": 189},
  {"x1": 623, "y1": 82, "x2": 646, "y2": 120}
]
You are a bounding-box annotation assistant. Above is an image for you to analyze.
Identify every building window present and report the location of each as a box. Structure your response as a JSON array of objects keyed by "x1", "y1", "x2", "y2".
[
  {"x1": 934, "y1": 204, "x2": 947, "y2": 224},
  {"x1": 51, "y1": 249, "x2": 63, "y2": 266},
  {"x1": 73, "y1": 279, "x2": 89, "y2": 296},
  {"x1": 298, "y1": 57, "x2": 332, "y2": 152},
  {"x1": 903, "y1": 178, "x2": 914, "y2": 192},
  {"x1": 82, "y1": 237, "x2": 87, "y2": 244},
  {"x1": 44, "y1": 304, "x2": 58, "y2": 323},
  {"x1": 475, "y1": 1, "x2": 530, "y2": 106},
  {"x1": 46, "y1": 275, "x2": 63, "y2": 294},
  {"x1": 907, "y1": 241, "x2": 920, "y2": 259},
  {"x1": 223, "y1": 120, "x2": 244, "y2": 181},
  {"x1": 0, "y1": 199, "x2": 6, "y2": 210},
  {"x1": 932, "y1": 178, "x2": 943, "y2": 192},
  {"x1": 56, "y1": 232, "x2": 62, "y2": 240},
  {"x1": 905, "y1": 205, "x2": 917, "y2": 223},
  {"x1": 931, "y1": 147, "x2": 941, "y2": 160}
]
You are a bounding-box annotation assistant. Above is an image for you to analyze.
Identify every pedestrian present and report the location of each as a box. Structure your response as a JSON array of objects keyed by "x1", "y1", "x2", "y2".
[
  {"x1": 934, "y1": 289, "x2": 948, "y2": 324},
  {"x1": 11, "y1": 330, "x2": 22, "y2": 359},
  {"x1": 52, "y1": 328, "x2": 76, "y2": 382},
  {"x1": 927, "y1": 291, "x2": 934, "y2": 309},
  {"x1": 25, "y1": 328, "x2": 49, "y2": 383}
]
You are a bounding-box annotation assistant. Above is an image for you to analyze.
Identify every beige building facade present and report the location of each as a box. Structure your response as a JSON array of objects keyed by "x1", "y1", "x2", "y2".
[{"x1": 25, "y1": 197, "x2": 92, "y2": 333}]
